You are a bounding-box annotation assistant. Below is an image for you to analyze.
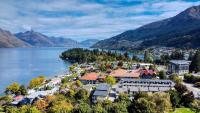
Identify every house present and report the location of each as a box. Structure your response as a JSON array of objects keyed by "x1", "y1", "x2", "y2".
[
  {"x1": 140, "y1": 69, "x2": 157, "y2": 79},
  {"x1": 10, "y1": 95, "x2": 24, "y2": 106},
  {"x1": 46, "y1": 78, "x2": 61, "y2": 87},
  {"x1": 92, "y1": 83, "x2": 110, "y2": 103},
  {"x1": 79, "y1": 72, "x2": 99, "y2": 84},
  {"x1": 168, "y1": 60, "x2": 191, "y2": 75},
  {"x1": 113, "y1": 79, "x2": 175, "y2": 94},
  {"x1": 110, "y1": 69, "x2": 140, "y2": 81}
]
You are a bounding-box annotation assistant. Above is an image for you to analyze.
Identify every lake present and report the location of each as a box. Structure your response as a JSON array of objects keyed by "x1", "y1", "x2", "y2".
[{"x1": 0, "y1": 47, "x2": 71, "y2": 95}]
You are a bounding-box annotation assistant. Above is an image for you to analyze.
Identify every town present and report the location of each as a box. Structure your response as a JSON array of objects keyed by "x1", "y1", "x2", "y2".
[{"x1": 0, "y1": 48, "x2": 200, "y2": 113}]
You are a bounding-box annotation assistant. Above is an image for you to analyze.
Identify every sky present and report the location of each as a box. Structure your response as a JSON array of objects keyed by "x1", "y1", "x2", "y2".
[{"x1": 0, "y1": 0, "x2": 200, "y2": 41}]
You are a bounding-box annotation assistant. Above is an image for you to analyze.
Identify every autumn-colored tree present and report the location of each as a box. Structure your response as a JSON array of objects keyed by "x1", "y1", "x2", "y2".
[
  {"x1": 49, "y1": 100, "x2": 73, "y2": 113},
  {"x1": 44, "y1": 95, "x2": 56, "y2": 104},
  {"x1": 35, "y1": 99, "x2": 48, "y2": 111},
  {"x1": 29, "y1": 76, "x2": 45, "y2": 89}
]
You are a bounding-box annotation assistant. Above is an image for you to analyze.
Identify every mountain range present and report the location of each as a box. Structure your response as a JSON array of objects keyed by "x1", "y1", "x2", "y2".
[
  {"x1": 0, "y1": 28, "x2": 31, "y2": 48},
  {"x1": 0, "y1": 29, "x2": 98, "y2": 48},
  {"x1": 80, "y1": 39, "x2": 99, "y2": 47},
  {"x1": 15, "y1": 30, "x2": 80, "y2": 47},
  {"x1": 92, "y1": 5, "x2": 200, "y2": 50}
]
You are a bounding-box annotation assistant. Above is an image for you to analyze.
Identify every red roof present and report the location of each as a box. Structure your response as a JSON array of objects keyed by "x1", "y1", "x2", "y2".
[
  {"x1": 140, "y1": 69, "x2": 156, "y2": 75},
  {"x1": 80, "y1": 72, "x2": 99, "y2": 80},
  {"x1": 14, "y1": 95, "x2": 24, "y2": 101},
  {"x1": 110, "y1": 68, "x2": 140, "y2": 78}
]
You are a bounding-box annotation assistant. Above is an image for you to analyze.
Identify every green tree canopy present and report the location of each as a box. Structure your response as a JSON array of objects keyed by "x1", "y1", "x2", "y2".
[
  {"x1": 158, "y1": 71, "x2": 167, "y2": 79},
  {"x1": 5, "y1": 82, "x2": 20, "y2": 95},
  {"x1": 189, "y1": 50, "x2": 200, "y2": 73},
  {"x1": 73, "y1": 102, "x2": 92, "y2": 113},
  {"x1": 105, "y1": 76, "x2": 116, "y2": 85}
]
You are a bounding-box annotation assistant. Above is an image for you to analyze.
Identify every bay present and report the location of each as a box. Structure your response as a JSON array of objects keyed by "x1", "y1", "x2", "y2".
[{"x1": 0, "y1": 47, "x2": 71, "y2": 95}]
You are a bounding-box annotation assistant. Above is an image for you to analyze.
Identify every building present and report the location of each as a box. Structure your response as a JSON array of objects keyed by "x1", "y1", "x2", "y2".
[
  {"x1": 140, "y1": 69, "x2": 157, "y2": 79},
  {"x1": 168, "y1": 60, "x2": 191, "y2": 75},
  {"x1": 79, "y1": 72, "x2": 99, "y2": 84},
  {"x1": 113, "y1": 79, "x2": 175, "y2": 94},
  {"x1": 92, "y1": 83, "x2": 110, "y2": 103},
  {"x1": 110, "y1": 69, "x2": 140, "y2": 80}
]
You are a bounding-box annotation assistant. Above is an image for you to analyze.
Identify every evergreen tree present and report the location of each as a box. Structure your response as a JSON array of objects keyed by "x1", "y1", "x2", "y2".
[
  {"x1": 144, "y1": 51, "x2": 153, "y2": 63},
  {"x1": 189, "y1": 50, "x2": 200, "y2": 73}
]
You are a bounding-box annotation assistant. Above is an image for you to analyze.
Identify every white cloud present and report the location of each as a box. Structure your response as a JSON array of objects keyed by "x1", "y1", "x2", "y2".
[{"x1": 0, "y1": 0, "x2": 199, "y2": 41}]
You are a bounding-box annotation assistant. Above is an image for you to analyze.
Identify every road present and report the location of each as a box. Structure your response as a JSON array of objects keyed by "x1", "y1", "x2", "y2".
[{"x1": 183, "y1": 82, "x2": 200, "y2": 99}]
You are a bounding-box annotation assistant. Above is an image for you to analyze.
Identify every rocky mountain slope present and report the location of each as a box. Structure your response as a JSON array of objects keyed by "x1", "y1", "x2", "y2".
[
  {"x1": 92, "y1": 5, "x2": 200, "y2": 50},
  {"x1": 15, "y1": 30, "x2": 80, "y2": 47},
  {"x1": 0, "y1": 28, "x2": 31, "y2": 48}
]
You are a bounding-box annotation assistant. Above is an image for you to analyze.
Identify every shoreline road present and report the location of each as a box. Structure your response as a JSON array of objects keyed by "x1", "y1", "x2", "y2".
[{"x1": 183, "y1": 82, "x2": 200, "y2": 99}]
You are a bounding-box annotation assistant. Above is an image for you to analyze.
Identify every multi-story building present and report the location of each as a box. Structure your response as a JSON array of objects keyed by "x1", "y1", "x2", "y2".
[
  {"x1": 168, "y1": 60, "x2": 191, "y2": 75},
  {"x1": 113, "y1": 79, "x2": 175, "y2": 94}
]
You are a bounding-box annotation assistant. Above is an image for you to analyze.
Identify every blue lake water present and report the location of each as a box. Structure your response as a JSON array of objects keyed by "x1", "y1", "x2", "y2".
[{"x1": 0, "y1": 47, "x2": 71, "y2": 94}]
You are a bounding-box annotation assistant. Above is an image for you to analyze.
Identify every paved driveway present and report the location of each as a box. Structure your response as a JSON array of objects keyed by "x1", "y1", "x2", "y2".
[{"x1": 183, "y1": 82, "x2": 200, "y2": 98}]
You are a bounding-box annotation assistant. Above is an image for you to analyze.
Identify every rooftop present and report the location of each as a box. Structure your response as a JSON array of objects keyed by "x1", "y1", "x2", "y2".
[
  {"x1": 80, "y1": 72, "x2": 99, "y2": 80},
  {"x1": 96, "y1": 83, "x2": 110, "y2": 91},
  {"x1": 93, "y1": 90, "x2": 109, "y2": 96},
  {"x1": 110, "y1": 69, "x2": 140, "y2": 78},
  {"x1": 140, "y1": 69, "x2": 156, "y2": 75},
  {"x1": 169, "y1": 60, "x2": 191, "y2": 65}
]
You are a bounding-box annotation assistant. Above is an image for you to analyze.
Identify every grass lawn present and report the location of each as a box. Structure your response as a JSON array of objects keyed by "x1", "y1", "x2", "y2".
[{"x1": 170, "y1": 108, "x2": 195, "y2": 113}]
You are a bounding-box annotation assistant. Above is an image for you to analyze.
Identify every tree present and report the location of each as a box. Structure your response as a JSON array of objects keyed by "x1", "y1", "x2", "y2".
[
  {"x1": 194, "y1": 82, "x2": 200, "y2": 87},
  {"x1": 132, "y1": 55, "x2": 140, "y2": 62},
  {"x1": 5, "y1": 82, "x2": 20, "y2": 95},
  {"x1": 19, "y1": 105, "x2": 41, "y2": 113},
  {"x1": 44, "y1": 95, "x2": 56, "y2": 104},
  {"x1": 170, "y1": 50, "x2": 184, "y2": 60},
  {"x1": 66, "y1": 89, "x2": 75, "y2": 98},
  {"x1": 0, "y1": 95, "x2": 13, "y2": 106},
  {"x1": 169, "y1": 90, "x2": 180, "y2": 109},
  {"x1": 190, "y1": 50, "x2": 200, "y2": 73},
  {"x1": 144, "y1": 51, "x2": 153, "y2": 63},
  {"x1": 117, "y1": 61, "x2": 123, "y2": 67},
  {"x1": 35, "y1": 99, "x2": 48, "y2": 111},
  {"x1": 158, "y1": 71, "x2": 167, "y2": 79},
  {"x1": 19, "y1": 85, "x2": 28, "y2": 95},
  {"x1": 75, "y1": 89, "x2": 88, "y2": 101},
  {"x1": 188, "y1": 51, "x2": 194, "y2": 61},
  {"x1": 115, "y1": 93, "x2": 130, "y2": 103},
  {"x1": 174, "y1": 83, "x2": 188, "y2": 95},
  {"x1": 150, "y1": 93, "x2": 172, "y2": 113},
  {"x1": 191, "y1": 99, "x2": 200, "y2": 113},
  {"x1": 182, "y1": 91, "x2": 194, "y2": 107},
  {"x1": 169, "y1": 74, "x2": 182, "y2": 84},
  {"x1": 129, "y1": 98, "x2": 155, "y2": 113},
  {"x1": 149, "y1": 65, "x2": 156, "y2": 70},
  {"x1": 92, "y1": 103, "x2": 107, "y2": 113},
  {"x1": 111, "y1": 102, "x2": 128, "y2": 113},
  {"x1": 105, "y1": 76, "x2": 116, "y2": 85},
  {"x1": 75, "y1": 80, "x2": 82, "y2": 87},
  {"x1": 124, "y1": 52, "x2": 129, "y2": 59},
  {"x1": 49, "y1": 100, "x2": 73, "y2": 113},
  {"x1": 5, "y1": 106, "x2": 18, "y2": 113},
  {"x1": 69, "y1": 65, "x2": 75, "y2": 72},
  {"x1": 29, "y1": 76, "x2": 45, "y2": 89},
  {"x1": 73, "y1": 102, "x2": 92, "y2": 113}
]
